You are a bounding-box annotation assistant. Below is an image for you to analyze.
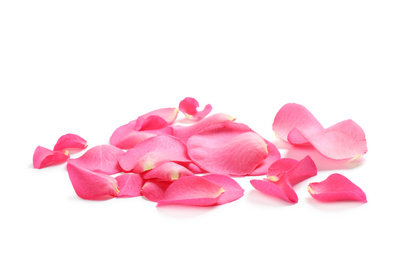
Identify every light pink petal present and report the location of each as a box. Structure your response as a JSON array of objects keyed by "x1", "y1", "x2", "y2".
[
  {"x1": 179, "y1": 97, "x2": 212, "y2": 121},
  {"x1": 115, "y1": 173, "x2": 143, "y2": 198},
  {"x1": 53, "y1": 133, "x2": 88, "y2": 152},
  {"x1": 173, "y1": 113, "x2": 235, "y2": 142},
  {"x1": 141, "y1": 181, "x2": 172, "y2": 202},
  {"x1": 268, "y1": 156, "x2": 317, "y2": 185},
  {"x1": 67, "y1": 161, "x2": 119, "y2": 200},
  {"x1": 33, "y1": 146, "x2": 69, "y2": 169},
  {"x1": 135, "y1": 108, "x2": 178, "y2": 131},
  {"x1": 157, "y1": 176, "x2": 224, "y2": 206},
  {"x1": 308, "y1": 173, "x2": 367, "y2": 202},
  {"x1": 177, "y1": 162, "x2": 206, "y2": 174},
  {"x1": 187, "y1": 122, "x2": 268, "y2": 176},
  {"x1": 250, "y1": 175, "x2": 298, "y2": 204},
  {"x1": 272, "y1": 103, "x2": 323, "y2": 144},
  {"x1": 250, "y1": 140, "x2": 281, "y2": 176},
  {"x1": 109, "y1": 120, "x2": 173, "y2": 149},
  {"x1": 67, "y1": 145, "x2": 124, "y2": 175},
  {"x1": 118, "y1": 135, "x2": 191, "y2": 173},
  {"x1": 201, "y1": 174, "x2": 244, "y2": 205},
  {"x1": 143, "y1": 162, "x2": 194, "y2": 181}
]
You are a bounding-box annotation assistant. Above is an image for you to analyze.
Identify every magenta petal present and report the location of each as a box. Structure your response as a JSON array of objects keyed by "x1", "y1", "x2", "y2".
[
  {"x1": 201, "y1": 174, "x2": 244, "y2": 205},
  {"x1": 53, "y1": 133, "x2": 88, "y2": 152},
  {"x1": 33, "y1": 146, "x2": 69, "y2": 169},
  {"x1": 118, "y1": 135, "x2": 191, "y2": 173},
  {"x1": 250, "y1": 175, "x2": 298, "y2": 204},
  {"x1": 250, "y1": 140, "x2": 281, "y2": 176},
  {"x1": 115, "y1": 173, "x2": 143, "y2": 198},
  {"x1": 268, "y1": 156, "x2": 317, "y2": 185},
  {"x1": 179, "y1": 97, "x2": 212, "y2": 121},
  {"x1": 187, "y1": 122, "x2": 268, "y2": 176},
  {"x1": 141, "y1": 181, "x2": 172, "y2": 202},
  {"x1": 308, "y1": 173, "x2": 367, "y2": 202},
  {"x1": 143, "y1": 162, "x2": 194, "y2": 181},
  {"x1": 157, "y1": 176, "x2": 224, "y2": 206},
  {"x1": 67, "y1": 162, "x2": 119, "y2": 200},
  {"x1": 67, "y1": 145, "x2": 124, "y2": 175}
]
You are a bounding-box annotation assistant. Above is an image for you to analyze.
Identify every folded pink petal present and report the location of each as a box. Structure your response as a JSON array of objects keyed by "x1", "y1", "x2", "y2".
[
  {"x1": 201, "y1": 174, "x2": 244, "y2": 205},
  {"x1": 177, "y1": 162, "x2": 206, "y2": 174},
  {"x1": 187, "y1": 122, "x2": 268, "y2": 176},
  {"x1": 141, "y1": 181, "x2": 172, "y2": 202},
  {"x1": 33, "y1": 146, "x2": 69, "y2": 169},
  {"x1": 157, "y1": 176, "x2": 224, "y2": 206},
  {"x1": 173, "y1": 113, "x2": 234, "y2": 142},
  {"x1": 143, "y1": 162, "x2": 194, "y2": 181},
  {"x1": 135, "y1": 107, "x2": 179, "y2": 131},
  {"x1": 250, "y1": 140, "x2": 281, "y2": 176},
  {"x1": 115, "y1": 173, "x2": 143, "y2": 198},
  {"x1": 67, "y1": 145, "x2": 124, "y2": 175},
  {"x1": 67, "y1": 161, "x2": 119, "y2": 200},
  {"x1": 308, "y1": 173, "x2": 367, "y2": 202},
  {"x1": 268, "y1": 156, "x2": 317, "y2": 185},
  {"x1": 250, "y1": 174, "x2": 298, "y2": 204},
  {"x1": 118, "y1": 135, "x2": 191, "y2": 173},
  {"x1": 53, "y1": 133, "x2": 88, "y2": 152},
  {"x1": 179, "y1": 97, "x2": 212, "y2": 121}
]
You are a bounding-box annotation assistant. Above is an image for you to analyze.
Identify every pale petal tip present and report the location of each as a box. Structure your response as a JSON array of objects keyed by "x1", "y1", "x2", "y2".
[
  {"x1": 268, "y1": 176, "x2": 279, "y2": 182},
  {"x1": 350, "y1": 154, "x2": 362, "y2": 162},
  {"x1": 307, "y1": 185, "x2": 315, "y2": 195},
  {"x1": 171, "y1": 171, "x2": 180, "y2": 180},
  {"x1": 64, "y1": 150, "x2": 69, "y2": 156}
]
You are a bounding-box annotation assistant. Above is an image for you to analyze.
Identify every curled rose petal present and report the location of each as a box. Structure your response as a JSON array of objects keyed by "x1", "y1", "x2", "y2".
[
  {"x1": 268, "y1": 156, "x2": 317, "y2": 185},
  {"x1": 157, "y1": 176, "x2": 224, "y2": 206},
  {"x1": 177, "y1": 162, "x2": 206, "y2": 174},
  {"x1": 179, "y1": 97, "x2": 212, "y2": 121},
  {"x1": 201, "y1": 174, "x2": 244, "y2": 205},
  {"x1": 250, "y1": 140, "x2": 281, "y2": 176},
  {"x1": 115, "y1": 173, "x2": 143, "y2": 198},
  {"x1": 308, "y1": 173, "x2": 367, "y2": 202},
  {"x1": 187, "y1": 122, "x2": 268, "y2": 176},
  {"x1": 67, "y1": 161, "x2": 119, "y2": 200},
  {"x1": 250, "y1": 174, "x2": 298, "y2": 204},
  {"x1": 53, "y1": 133, "x2": 88, "y2": 152},
  {"x1": 118, "y1": 135, "x2": 191, "y2": 173},
  {"x1": 141, "y1": 181, "x2": 172, "y2": 202},
  {"x1": 143, "y1": 162, "x2": 194, "y2": 181},
  {"x1": 67, "y1": 145, "x2": 124, "y2": 175},
  {"x1": 135, "y1": 108, "x2": 179, "y2": 131},
  {"x1": 33, "y1": 146, "x2": 69, "y2": 169}
]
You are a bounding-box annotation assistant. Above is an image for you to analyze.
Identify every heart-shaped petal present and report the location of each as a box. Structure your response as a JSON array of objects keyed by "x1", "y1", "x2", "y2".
[{"x1": 268, "y1": 156, "x2": 317, "y2": 185}]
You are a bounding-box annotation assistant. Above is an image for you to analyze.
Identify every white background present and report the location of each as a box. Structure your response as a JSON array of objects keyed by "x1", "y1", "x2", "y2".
[{"x1": 1, "y1": 1, "x2": 416, "y2": 259}]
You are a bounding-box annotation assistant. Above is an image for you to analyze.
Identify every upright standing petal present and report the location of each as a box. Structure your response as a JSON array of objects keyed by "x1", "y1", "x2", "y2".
[
  {"x1": 250, "y1": 174, "x2": 298, "y2": 204},
  {"x1": 179, "y1": 97, "x2": 212, "y2": 121},
  {"x1": 33, "y1": 146, "x2": 69, "y2": 169},
  {"x1": 53, "y1": 133, "x2": 88, "y2": 152},
  {"x1": 268, "y1": 156, "x2": 317, "y2": 185}
]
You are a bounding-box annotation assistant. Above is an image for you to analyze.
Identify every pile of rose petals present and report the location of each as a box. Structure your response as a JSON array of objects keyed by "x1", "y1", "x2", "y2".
[{"x1": 33, "y1": 98, "x2": 368, "y2": 206}]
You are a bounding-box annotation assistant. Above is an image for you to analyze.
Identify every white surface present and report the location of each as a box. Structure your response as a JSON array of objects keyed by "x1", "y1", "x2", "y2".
[{"x1": 1, "y1": 1, "x2": 416, "y2": 259}]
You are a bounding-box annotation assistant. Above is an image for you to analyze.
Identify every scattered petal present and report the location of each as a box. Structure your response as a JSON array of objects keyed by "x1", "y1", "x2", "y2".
[
  {"x1": 177, "y1": 162, "x2": 206, "y2": 174},
  {"x1": 179, "y1": 97, "x2": 212, "y2": 121},
  {"x1": 201, "y1": 174, "x2": 244, "y2": 205},
  {"x1": 67, "y1": 161, "x2": 119, "y2": 200},
  {"x1": 250, "y1": 174, "x2": 298, "y2": 204},
  {"x1": 308, "y1": 173, "x2": 367, "y2": 202},
  {"x1": 33, "y1": 146, "x2": 69, "y2": 169},
  {"x1": 53, "y1": 133, "x2": 88, "y2": 152},
  {"x1": 135, "y1": 107, "x2": 179, "y2": 131},
  {"x1": 143, "y1": 162, "x2": 194, "y2": 181},
  {"x1": 250, "y1": 140, "x2": 281, "y2": 176},
  {"x1": 268, "y1": 156, "x2": 317, "y2": 185},
  {"x1": 115, "y1": 173, "x2": 143, "y2": 198},
  {"x1": 141, "y1": 181, "x2": 172, "y2": 202}
]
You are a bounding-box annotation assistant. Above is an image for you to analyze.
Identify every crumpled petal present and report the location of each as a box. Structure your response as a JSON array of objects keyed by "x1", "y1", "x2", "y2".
[
  {"x1": 157, "y1": 176, "x2": 224, "y2": 206},
  {"x1": 115, "y1": 173, "x2": 143, "y2": 198},
  {"x1": 135, "y1": 108, "x2": 179, "y2": 131},
  {"x1": 118, "y1": 135, "x2": 191, "y2": 173},
  {"x1": 141, "y1": 181, "x2": 172, "y2": 202},
  {"x1": 268, "y1": 156, "x2": 317, "y2": 185},
  {"x1": 308, "y1": 173, "x2": 367, "y2": 202},
  {"x1": 173, "y1": 113, "x2": 234, "y2": 142},
  {"x1": 250, "y1": 140, "x2": 281, "y2": 176},
  {"x1": 143, "y1": 162, "x2": 194, "y2": 181},
  {"x1": 67, "y1": 161, "x2": 119, "y2": 200},
  {"x1": 67, "y1": 145, "x2": 124, "y2": 175},
  {"x1": 33, "y1": 146, "x2": 69, "y2": 169},
  {"x1": 53, "y1": 133, "x2": 88, "y2": 152},
  {"x1": 250, "y1": 174, "x2": 298, "y2": 204},
  {"x1": 201, "y1": 174, "x2": 244, "y2": 205},
  {"x1": 187, "y1": 121, "x2": 268, "y2": 176},
  {"x1": 179, "y1": 97, "x2": 212, "y2": 121}
]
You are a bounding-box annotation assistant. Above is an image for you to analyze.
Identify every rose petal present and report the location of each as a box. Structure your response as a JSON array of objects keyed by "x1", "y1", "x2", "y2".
[
  {"x1": 67, "y1": 161, "x2": 119, "y2": 200},
  {"x1": 141, "y1": 181, "x2": 172, "y2": 202},
  {"x1": 67, "y1": 145, "x2": 124, "y2": 175},
  {"x1": 250, "y1": 174, "x2": 298, "y2": 204},
  {"x1": 143, "y1": 162, "x2": 194, "y2": 181},
  {"x1": 115, "y1": 173, "x2": 143, "y2": 198},
  {"x1": 177, "y1": 162, "x2": 206, "y2": 174},
  {"x1": 201, "y1": 174, "x2": 244, "y2": 205},
  {"x1": 268, "y1": 156, "x2": 317, "y2": 185},
  {"x1": 118, "y1": 135, "x2": 191, "y2": 173},
  {"x1": 308, "y1": 173, "x2": 367, "y2": 202},
  {"x1": 135, "y1": 108, "x2": 179, "y2": 131},
  {"x1": 157, "y1": 176, "x2": 224, "y2": 206},
  {"x1": 33, "y1": 146, "x2": 69, "y2": 169},
  {"x1": 53, "y1": 133, "x2": 88, "y2": 152},
  {"x1": 250, "y1": 140, "x2": 281, "y2": 176},
  {"x1": 187, "y1": 121, "x2": 268, "y2": 176},
  {"x1": 179, "y1": 97, "x2": 212, "y2": 121}
]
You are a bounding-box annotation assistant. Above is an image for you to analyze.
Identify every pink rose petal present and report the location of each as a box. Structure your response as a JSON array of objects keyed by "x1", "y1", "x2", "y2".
[
  {"x1": 135, "y1": 107, "x2": 179, "y2": 131},
  {"x1": 115, "y1": 173, "x2": 143, "y2": 198},
  {"x1": 53, "y1": 133, "x2": 88, "y2": 152},
  {"x1": 33, "y1": 146, "x2": 69, "y2": 169},
  {"x1": 157, "y1": 175, "x2": 224, "y2": 206},
  {"x1": 141, "y1": 181, "x2": 172, "y2": 202},
  {"x1": 250, "y1": 140, "x2": 281, "y2": 176},
  {"x1": 268, "y1": 156, "x2": 317, "y2": 185},
  {"x1": 201, "y1": 174, "x2": 244, "y2": 205},
  {"x1": 143, "y1": 162, "x2": 194, "y2": 181},
  {"x1": 118, "y1": 135, "x2": 191, "y2": 173},
  {"x1": 67, "y1": 145, "x2": 124, "y2": 175},
  {"x1": 308, "y1": 173, "x2": 367, "y2": 202},
  {"x1": 187, "y1": 122, "x2": 268, "y2": 176},
  {"x1": 250, "y1": 174, "x2": 298, "y2": 204},
  {"x1": 179, "y1": 97, "x2": 212, "y2": 121},
  {"x1": 67, "y1": 161, "x2": 119, "y2": 200},
  {"x1": 177, "y1": 162, "x2": 206, "y2": 174}
]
